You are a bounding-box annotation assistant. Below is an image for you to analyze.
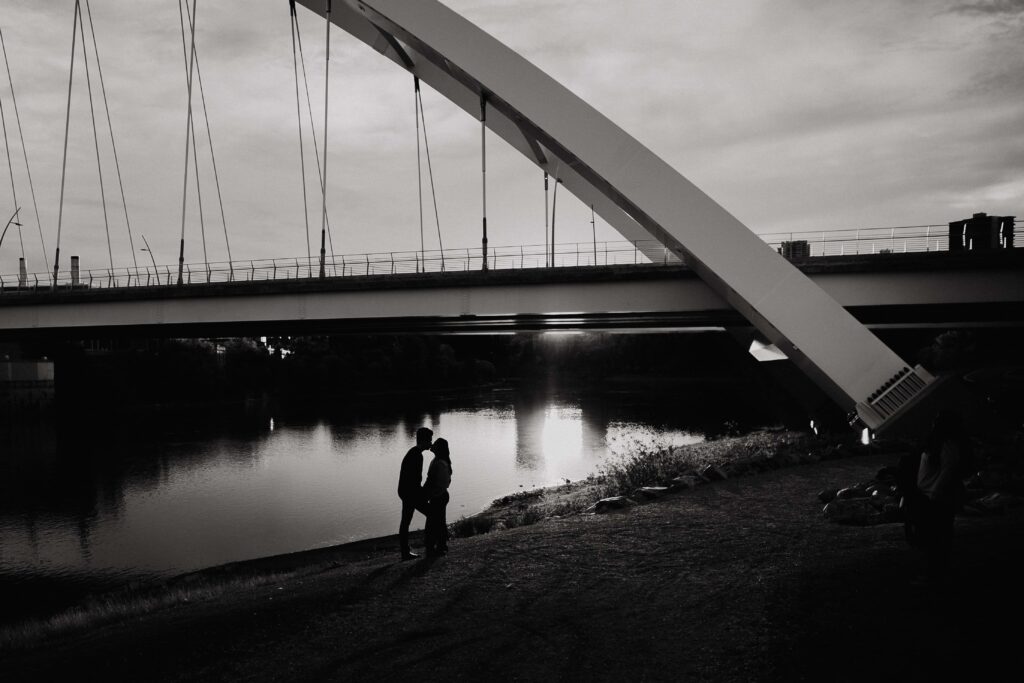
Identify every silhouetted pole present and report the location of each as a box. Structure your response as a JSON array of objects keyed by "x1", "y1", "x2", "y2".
[
  {"x1": 178, "y1": 0, "x2": 198, "y2": 286},
  {"x1": 319, "y1": 0, "x2": 332, "y2": 278},
  {"x1": 480, "y1": 94, "x2": 488, "y2": 271},
  {"x1": 550, "y1": 178, "x2": 560, "y2": 267},
  {"x1": 544, "y1": 171, "x2": 549, "y2": 267}
]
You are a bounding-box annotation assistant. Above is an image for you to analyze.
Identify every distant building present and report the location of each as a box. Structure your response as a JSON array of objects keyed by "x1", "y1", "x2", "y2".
[{"x1": 948, "y1": 212, "x2": 1015, "y2": 251}]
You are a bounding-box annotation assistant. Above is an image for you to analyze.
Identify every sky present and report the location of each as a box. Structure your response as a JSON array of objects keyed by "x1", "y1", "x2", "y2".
[{"x1": 0, "y1": 0, "x2": 1022, "y2": 276}]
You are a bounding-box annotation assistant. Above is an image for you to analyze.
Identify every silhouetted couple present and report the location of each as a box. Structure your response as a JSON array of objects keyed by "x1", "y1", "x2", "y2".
[{"x1": 397, "y1": 427, "x2": 453, "y2": 560}]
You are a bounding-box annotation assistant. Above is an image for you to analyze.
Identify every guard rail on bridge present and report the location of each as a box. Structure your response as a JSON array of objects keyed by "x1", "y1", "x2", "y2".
[{"x1": 1, "y1": 223, "x2": 1021, "y2": 293}]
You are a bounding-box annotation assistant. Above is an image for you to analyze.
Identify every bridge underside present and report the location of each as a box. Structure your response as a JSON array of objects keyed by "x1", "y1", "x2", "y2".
[{"x1": 2, "y1": 253, "x2": 1020, "y2": 339}]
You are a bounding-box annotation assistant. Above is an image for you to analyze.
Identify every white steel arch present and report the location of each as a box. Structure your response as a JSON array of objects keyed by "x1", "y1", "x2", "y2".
[{"x1": 294, "y1": 0, "x2": 935, "y2": 431}]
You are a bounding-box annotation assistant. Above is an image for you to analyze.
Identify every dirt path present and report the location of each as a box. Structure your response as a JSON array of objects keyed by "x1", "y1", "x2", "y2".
[{"x1": 3, "y1": 453, "x2": 1023, "y2": 681}]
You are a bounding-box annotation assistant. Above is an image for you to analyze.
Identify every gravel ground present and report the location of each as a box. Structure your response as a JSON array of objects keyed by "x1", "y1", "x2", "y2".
[{"x1": 3, "y1": 452, "x2": 1023, "y2": 682}]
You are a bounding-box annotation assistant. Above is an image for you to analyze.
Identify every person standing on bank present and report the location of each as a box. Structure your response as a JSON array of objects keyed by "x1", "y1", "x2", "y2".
[
  {"x1": 398, "y1": 427, "x2": 433, "y2": 561},
  {"x1": 915, "y1": 410, "x2": 970, "y2": 582},
  {"x1": 424, "y1": 438, "x2": 453, "y2": 557}
]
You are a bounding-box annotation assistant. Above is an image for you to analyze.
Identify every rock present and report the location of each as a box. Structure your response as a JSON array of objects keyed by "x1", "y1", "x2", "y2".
[
  {"x1": 966, "y1": 491, "x2": 1017, "y2": 514},
  {"x1": 633, "y1": 486, "x2": 669, "y2": 500},
  {"x1": 701, "y1": 465, "x2": 728, "y2": 481},
  {"x1": 589, "y1": 496, "x2": 637, "y2": 514},
  {"x1": 870, "y1": 493, "x2": 899, "y2": 511},
  {"x1": 818, "y1": 487, "x2": 839, "y2": 503},
  {"x1": 835, "y1": 486, "x2": 869, "y2": 499},
  {"x1": 669, "y1": 474, "x2": 703, "y2": 491},
  {"x1": 823, "y1": 498, "x2": 885, "y2": 525}
]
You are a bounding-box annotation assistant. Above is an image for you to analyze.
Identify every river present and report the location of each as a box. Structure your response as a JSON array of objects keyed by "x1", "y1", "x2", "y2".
[{"x1": 0, "y1": 380, "x2": 774, "y2": 624}]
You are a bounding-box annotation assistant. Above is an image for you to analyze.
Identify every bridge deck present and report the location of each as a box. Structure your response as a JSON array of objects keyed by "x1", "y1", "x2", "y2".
[{"x1": 0, "y1": 251, "x2": 1021, "y2": 338}]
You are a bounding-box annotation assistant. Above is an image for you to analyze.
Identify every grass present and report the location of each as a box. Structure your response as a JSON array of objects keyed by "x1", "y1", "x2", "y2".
[
  {"x1": 598, "y1": 429, "x2": 864, "y2": 498},
  {"x1": 599, "y1": 445, "x2": 697, "y2": 497},
  {"x1": 0, "y1": 563, "x2": 334, "y2": 650},
  {"x1": 491, "y1": 488, "x2": 545, "y2": 506},
  {"x1": 450, "y1": 514, "x2": 496, "y2": 538},
  {"x1": 450, "y1": 429, "x2": 858, "y2": 540}
]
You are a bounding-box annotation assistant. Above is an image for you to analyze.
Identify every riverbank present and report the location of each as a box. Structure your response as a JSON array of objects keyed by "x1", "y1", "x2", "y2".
[
  {"x1": 3, "y1": 440, "x2": 1023, "y2": 681},
  {"x1": 0, "y1": 429, "x2": 857, "y2": 640}
]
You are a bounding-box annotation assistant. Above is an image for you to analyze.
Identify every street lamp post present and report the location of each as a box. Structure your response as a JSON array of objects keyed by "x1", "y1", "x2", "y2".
[
  {"x1": 0, "y1": 208, "x2": 21, "y2": 252},
  {"x1": 140, "y1": 233, "x2": 158, "y2": 284}
]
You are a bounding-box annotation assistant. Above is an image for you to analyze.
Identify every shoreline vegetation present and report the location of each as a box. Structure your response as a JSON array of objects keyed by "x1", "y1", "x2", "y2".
[{"x1": 0, "y1": 427, "x2": 882, "y2": 649}]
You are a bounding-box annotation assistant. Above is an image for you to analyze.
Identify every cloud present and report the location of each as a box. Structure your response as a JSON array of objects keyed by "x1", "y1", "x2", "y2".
[
  {"x1": 1, "y1": 0, "x2": 1022, "y2": 276},
  {"x1": 950, "y1": 0, "x2": 1024, "y2": 15}
]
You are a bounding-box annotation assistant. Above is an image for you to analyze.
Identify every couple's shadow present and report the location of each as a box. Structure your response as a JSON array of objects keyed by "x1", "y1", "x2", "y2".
[{"x1": 391, "y1": 552, "x2": 445, "y2": 584}]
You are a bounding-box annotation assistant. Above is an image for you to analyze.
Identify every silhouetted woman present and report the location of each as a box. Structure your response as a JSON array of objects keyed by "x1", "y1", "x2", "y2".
[
  {"x1": 424, "y1": 438, "x2": 452, "y2": 557},
  {"x1": 915, "y1": 410, "x2": 970, "y2": 581}
]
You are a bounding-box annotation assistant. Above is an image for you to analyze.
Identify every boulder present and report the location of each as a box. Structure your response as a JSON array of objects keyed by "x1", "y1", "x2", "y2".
[
  {"x1": 589, "y1": 496, "x2": 637, "y2": 514},
  {"x1": 835, "y1": 486, "x2": 869, "y2": 499},
  {"x1": 818, "y1": 487, "x2": 839, "y2": 503},
  {"x1": 823, "y1": 498, "x2": 885, "y2": 525},
  {"x1": 964, "y1": 491, "x2": 1017, "y2": 515},
  {"x1": 669, "y1": 474, "x2": 703, "y2": 491},
  {"x1": 633, "y1": 486, "x2": 669, "y2": 500}
]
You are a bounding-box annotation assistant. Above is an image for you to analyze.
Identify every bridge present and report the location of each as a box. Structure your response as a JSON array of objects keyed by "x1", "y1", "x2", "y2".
[
  {"x1": 2, "y1": 0, "x2": 1022, "y2": 434},
  {"x1": 3, "y1": 235, "x2": 1021, "y2": 338}
]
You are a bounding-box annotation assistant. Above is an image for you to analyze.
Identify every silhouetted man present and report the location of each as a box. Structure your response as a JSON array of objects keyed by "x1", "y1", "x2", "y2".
[{"x1": 398, "y1": 427, "x2": 433, "y2": 560}]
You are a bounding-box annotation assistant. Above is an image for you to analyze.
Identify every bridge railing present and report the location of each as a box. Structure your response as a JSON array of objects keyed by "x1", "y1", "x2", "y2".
[
  {"x1": 761, "y1": 221, "x2": 1023, "y2": 256},
  {"x1": 1, "y1": 221, "x2": 1021, "y2": 293},
  {"x1": 0, "y1": 239, "x2": 675, "y2": 292}
]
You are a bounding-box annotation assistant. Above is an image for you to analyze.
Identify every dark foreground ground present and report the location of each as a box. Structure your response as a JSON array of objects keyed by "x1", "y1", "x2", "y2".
[{"x1": 3, "y1": 452, "x2": 1023, "y2": 682}]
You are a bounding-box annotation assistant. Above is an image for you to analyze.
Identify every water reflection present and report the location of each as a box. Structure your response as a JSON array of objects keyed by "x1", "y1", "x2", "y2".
[{"x1": 0, "y1": 386, "x2": 719, "y2": 624}]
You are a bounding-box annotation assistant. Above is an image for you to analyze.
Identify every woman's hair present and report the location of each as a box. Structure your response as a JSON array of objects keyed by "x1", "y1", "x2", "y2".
[{"x1": 432, "y1": 438, "x2": 451, "y2": 472}]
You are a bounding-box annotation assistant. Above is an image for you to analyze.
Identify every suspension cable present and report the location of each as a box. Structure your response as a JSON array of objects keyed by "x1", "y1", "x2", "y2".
[
  {"x1": 480, "y1": 94, "x2": 488, "y2": 271},
  {"x1": 289, "y1": 1, "x2": 311, "y2": 267},
  {"x1": 294, "y1": 13, "x2": 335, "y2": 270},
  {"x1": 543, "y1": 171, "x2": 549, "y2": 267},
  {"x1": 415, "y1": 77, "x2": 424, "y2": 272},
  {"x1": 591, "y1": 203, "x2": 597, "y2": 264},
  {"x1": 318, "y1": 0, "x2": 331, "y2": 278},
  {"x1": 177, "y1": 0, "x2": 207, "y2": 275},
  {"x1": 177, "y1": 0, "x2": 198, "y2": 286},
  {"x1": 0, "y1": 90, "x2": 24, "y2": 261},
  {"x1": 551, "y1": 176, "x2": 560, "y2": 267},
  {"x1": 416, "y1": 85, "x2": 444, "y2": 268},
  {"x1": 83, "y1": 0, "x2": 136, "y2": 271},
  {"x1": 183, "y1": 0, "x2": 232, "y2": 274},
  {"x1": 77, "y1": 6, "x2": 114, "y2": 271},
  {"x1": 54, "y1": 0, "x2": 83, "y2": 286},
  {"x1": 1, "y1": 26, "x2": 41, "y2": 265}
]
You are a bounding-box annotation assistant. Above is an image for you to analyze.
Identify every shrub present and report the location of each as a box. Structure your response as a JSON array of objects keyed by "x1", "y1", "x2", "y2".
[
  {"x1": 504, "y1": 507, "x2": 545, "y2": 529},
  {"x1": 492, "y1": 489, "x2": 544, "y2": 507},
  {"x1": 600, "y1": 445, "x2": 701, "y2": 497},
  {"x1": 449, "y1": 515, "x2": 495, "y2": 539}
]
